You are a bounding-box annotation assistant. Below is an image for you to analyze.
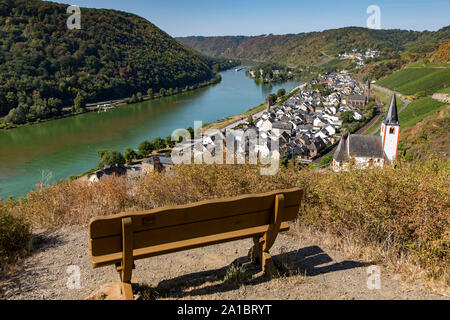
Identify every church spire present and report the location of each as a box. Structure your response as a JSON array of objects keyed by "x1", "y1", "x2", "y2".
[{"x1": 383, "y1": 93, "x2": 399, "y2": 125}]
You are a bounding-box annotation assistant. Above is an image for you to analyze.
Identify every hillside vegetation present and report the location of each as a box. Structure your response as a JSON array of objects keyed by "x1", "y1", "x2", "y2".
[
  {"x1": 399, "y1": 106, "x2": 450, "y2": 161},
  {"x1": 177, "y1": 26, "x2": 450, "y2": 69},
  {"x1": 1, "y1": 159, "x2": 448, "y2": 287},
  {"x1": 0, "y1": 0, "x2": 221, "y2": 123},
  {"x1": 377, "y1": 67, "x2": 450, "y2": 96},
  {"x1": 399, "y1": 97, "x2": 446, "y2": 129}
]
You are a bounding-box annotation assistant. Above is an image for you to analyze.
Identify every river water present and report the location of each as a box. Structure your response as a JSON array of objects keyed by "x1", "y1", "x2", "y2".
[{"x1": 0, "y1": 68, "x2": 298, "y2": 199}]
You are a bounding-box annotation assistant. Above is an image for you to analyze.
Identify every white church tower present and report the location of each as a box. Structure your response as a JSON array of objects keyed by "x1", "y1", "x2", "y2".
[{"x1": 380, "y1": 93, "x2": 400, "y2": 163}]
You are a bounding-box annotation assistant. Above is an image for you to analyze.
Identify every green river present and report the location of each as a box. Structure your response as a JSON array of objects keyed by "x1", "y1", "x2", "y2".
[{"x1": 0, "y1": 68, "x2": 298, "y2": 199}]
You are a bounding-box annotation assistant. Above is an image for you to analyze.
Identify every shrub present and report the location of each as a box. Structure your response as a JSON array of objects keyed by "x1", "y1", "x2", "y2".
[
  {"x1": 4, "y1": 158, "x2": 449, "y2": 283},
  {"x1": 222, "y1": 264, "x2": 252, "y2": 288},
  {"x1": 97, "y1": 150, "x2": 125, "y2": 168},
  {"x1": 319, "y1": 154, "x2": 333, "y2": 166},
  {"x1": 277, "y1": 88, "x2": 286, "y2": 97},
  {"x1": 124, "y1": 148, "x2": 138, "y2": 164},
  {"x1": 0, "y1": 209, "x2": 31, "y2": 272},
  {"x1": 138, "y1": 140, "x2": 154, "y2": 158}
]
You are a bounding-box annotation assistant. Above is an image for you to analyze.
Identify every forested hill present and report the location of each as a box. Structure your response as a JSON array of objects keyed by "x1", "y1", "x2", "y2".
[
  {"x1": 177, "y1": 26, "x2": 450, "y2": 66},
  {"x1": 0, "y1": 0, "x2": 221, "y2": 120}
]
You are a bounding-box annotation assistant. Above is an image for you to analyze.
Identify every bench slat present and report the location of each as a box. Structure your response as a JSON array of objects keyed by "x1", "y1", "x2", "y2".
[
  {"x1": 90, "y1": 205, "x2": 299, "y2": 257},
  {"x1": 92, "y1": 222, "x2": 291, "y2": 268},
  {"x1": 90, "y1": 188, "x2": 302, "y2": 240}
]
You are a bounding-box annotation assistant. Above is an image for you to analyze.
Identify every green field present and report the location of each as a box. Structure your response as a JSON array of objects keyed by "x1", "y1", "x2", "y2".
[
  {"x1": 399, "y1": 97, "x2": 446, "y2": 129},
  {"x1": 437, "y1": 86, "x2": 450, "y2": 94},
  {"x1": 377, "y1": 67, "x2": 450, "y2": 96}
]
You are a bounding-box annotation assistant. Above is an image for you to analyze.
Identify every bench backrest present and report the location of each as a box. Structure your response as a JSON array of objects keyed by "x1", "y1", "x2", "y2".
[{"x1": 89, "y1": 187, "x2": 303, "y2": 263}]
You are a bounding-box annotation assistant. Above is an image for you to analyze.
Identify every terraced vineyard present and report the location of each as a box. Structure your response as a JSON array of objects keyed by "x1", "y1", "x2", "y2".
[
  {"x1": 377, "y1": 67, "x2": 450, "y2": 95},
  {"x1": 399, "y1": 97, "x2": 446, "y2": 128}
]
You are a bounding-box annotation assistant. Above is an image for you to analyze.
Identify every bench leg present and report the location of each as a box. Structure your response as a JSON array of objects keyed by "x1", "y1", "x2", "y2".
[
  {"x1": 121, "y1": 280, "x2": 134, "y2": 300},
  {"x1": 248, "y1": 194, "x2": 285, "y2": 279},
  {"x1": 248, "y1": 237, "x2": 279, "y2": 279},
  {"x1": 119, "y1": 217, "x2": 134, "y2": 300}
]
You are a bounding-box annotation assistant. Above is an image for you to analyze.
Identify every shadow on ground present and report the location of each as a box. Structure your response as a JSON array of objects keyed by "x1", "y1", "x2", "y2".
[{"x1": 138, "y1": 245, "x2": 373, "y2": 299}]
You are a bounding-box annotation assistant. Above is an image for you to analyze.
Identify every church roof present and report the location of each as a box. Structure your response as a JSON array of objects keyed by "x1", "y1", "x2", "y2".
[
  {"x1": 348, "y1": 135, "x2": 384, "y2": 159},
  {"x1": 383, "y1": 93, "x2": 399, "y2": 125},
  {"x1": 333, "y1": 133, "x2": 348, "y2": 162}
]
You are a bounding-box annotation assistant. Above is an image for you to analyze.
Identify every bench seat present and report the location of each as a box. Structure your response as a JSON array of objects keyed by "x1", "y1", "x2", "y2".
[{"x1": 92, "y1": 222, "x2": 290, "y2": 268}]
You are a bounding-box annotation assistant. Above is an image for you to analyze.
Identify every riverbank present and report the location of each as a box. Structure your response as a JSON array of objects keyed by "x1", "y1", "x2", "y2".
[
  {"x1": 0, "y1": 69, "x2": 297, "y2": 200},
  {"x1": 71, "y1": 84, "x2": 303, "y2": 182},
  {"x1": 0, "y1": 73, "x2": 226, "y2": 131}
]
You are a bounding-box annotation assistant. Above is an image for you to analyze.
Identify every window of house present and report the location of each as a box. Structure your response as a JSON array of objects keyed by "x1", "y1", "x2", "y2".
[{"x1": 389, "y1": 127, "x2": 395, "y2": 134}]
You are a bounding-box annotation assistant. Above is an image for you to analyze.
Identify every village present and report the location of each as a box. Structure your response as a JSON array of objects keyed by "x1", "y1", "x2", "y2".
[
  {"x1": 338, "y1": 48, "x2": 378, "y2": 68},
  {"x1": 177, "y1": 71, "x2": 373, "y2": 166},
  {"x1": 85, "y1": 71, "x2": 376, "y2": 182}
]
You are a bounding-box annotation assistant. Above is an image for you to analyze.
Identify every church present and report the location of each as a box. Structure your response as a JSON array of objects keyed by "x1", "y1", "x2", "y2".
[{"x1": 332, "y1": 93, "x2": 400, "y2": 172}]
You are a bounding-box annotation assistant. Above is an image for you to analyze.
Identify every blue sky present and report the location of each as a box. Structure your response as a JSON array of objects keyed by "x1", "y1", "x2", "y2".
[{"x1": 54, "y1": 0, "x2": 450, "y2": 36}]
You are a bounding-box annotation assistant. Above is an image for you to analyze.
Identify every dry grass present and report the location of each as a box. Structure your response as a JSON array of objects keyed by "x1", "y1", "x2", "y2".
[
  {"x1": 0, "y1": 209, "x2": 31, "y2": 276},
  {"x1": 1, "y1": 158, "x2": 448, "y2": 290}
]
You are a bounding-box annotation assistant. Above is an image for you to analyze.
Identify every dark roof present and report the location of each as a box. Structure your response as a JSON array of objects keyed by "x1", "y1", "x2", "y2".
[
  {"x1": 348, "y1": 134, "x2": 383, "y2": 158},
  {"x1": 348, "y1": 94, "x2": 366, "y2": 101},
  {"x1": 272, "y1": 121, "x2": 293, "y2": 130},
  {"x1": 143, "y1": 156, "x2": 173, "y2": 166},
  {"x1": 95, "y1": 164, "x2": 127, "y2": 178},
  {"x1": 383, "y1": 93, "x2": 399, "y2": 125}
]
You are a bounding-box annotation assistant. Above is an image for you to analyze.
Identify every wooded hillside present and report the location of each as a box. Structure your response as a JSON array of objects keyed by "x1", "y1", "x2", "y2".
[{"x1": 0, "y1": 0, "x2": 220, "y2": 122}]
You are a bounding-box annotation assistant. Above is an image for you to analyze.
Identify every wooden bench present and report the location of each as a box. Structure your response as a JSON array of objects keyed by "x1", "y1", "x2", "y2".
[{"x1": 88, "y1": 187, "x2": 303, "y2": 300}]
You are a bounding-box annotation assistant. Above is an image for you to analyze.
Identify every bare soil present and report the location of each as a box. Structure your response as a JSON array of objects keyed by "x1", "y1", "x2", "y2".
[{"x1": 0, "y1": 225, "x2": 447, "y2": 300}]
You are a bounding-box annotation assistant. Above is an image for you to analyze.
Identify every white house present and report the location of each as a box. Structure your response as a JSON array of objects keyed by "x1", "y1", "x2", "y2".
[
  {"x1": 353, "y1": 110, "x2": 363, "y2": 121},
  {"x1": 332, "y1": 93, "x2": 400, "y2": 171}
]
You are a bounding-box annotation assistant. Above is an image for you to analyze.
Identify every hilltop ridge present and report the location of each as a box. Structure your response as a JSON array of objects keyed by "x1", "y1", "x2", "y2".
[
  {"x1": 0, "y1": 0, "x2": 221, "y2": 122},
  {"x1": 177, "y1": 26, "x2": 450, "y2": 72}
]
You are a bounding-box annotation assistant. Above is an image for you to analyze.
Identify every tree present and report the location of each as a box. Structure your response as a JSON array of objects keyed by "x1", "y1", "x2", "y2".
[
  {"x1": 266, "y1": 94, "x2": 277, "y2": 106},
  {"x1": 5, "y1": 105, "x2": 27, "y2": 124},
  {"x1": 74, "y1": 92, "x2": 86, "y2": 113},
  {"x1": 47, "y1": 98, "x2": 63, "y2": 114},
  {"x1": 138, "y1": 140, "x2": 154, "y2": 158},
  {"x1": 247, "y1": 115, "x2": 253, "y2": 124},
  {"x1": 340, "y1": 111, "x2": 354, "y2": 123},
  {"x1": 277, "y1": 88, "x2": 286, "y2": 97},
  {"x1": 137, "y1": 92, "x2": 143, "y2": 102},
  {"x1": 147, "y1": 88, "x2": 153, "y2": 98},
  {"x1": 165, "y1": 135, "x2": 175, "y2": 148},
  {"x1": 151, "y1": 137, "x2": 166, "y2": 150},
  {"x1": 124, "y1": 148, "x2": 138, "y2": 164},
  {"x1": 97, "y1": 150, "x2": 125, "y2": 168},
  {"x1": 186, "y1": 127, "x2": 195, "y2": 139},
  {"x1": 319, "y1": 154, "x2": 334, "y2": 166},
  {"x1": 159, "y1": 88, "x2": 167, "y2": 96}
]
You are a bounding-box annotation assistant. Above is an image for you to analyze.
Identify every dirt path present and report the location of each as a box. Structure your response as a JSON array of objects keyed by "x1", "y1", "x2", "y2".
[
  {"x1": 432, "y1": 93, "x2": 450, "y2": 104},
  {"x1": 0, "y1": 225, "x2": 446, "y2": 300}
]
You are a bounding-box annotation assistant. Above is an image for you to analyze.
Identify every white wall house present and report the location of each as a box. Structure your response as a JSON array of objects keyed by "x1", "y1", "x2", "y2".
[{"x1": 332, "y1": 93, "x2": 400, "y2": 172}]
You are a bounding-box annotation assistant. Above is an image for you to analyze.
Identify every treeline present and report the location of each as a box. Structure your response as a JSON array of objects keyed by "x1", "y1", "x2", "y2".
[
  {"x1": 96, "y1": 127, "x2": 194, "y2": 168},
  {"x1": 178, "y1": 26, "x2": 449, "y2": 68},
  {"x1": 125, "y1": 73, "x2": 223, "y2": 104},
  {"x1": 0, "y1": 0, "x2": 239, "y2": 126}
]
